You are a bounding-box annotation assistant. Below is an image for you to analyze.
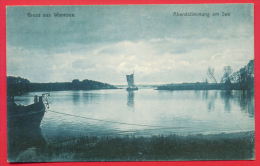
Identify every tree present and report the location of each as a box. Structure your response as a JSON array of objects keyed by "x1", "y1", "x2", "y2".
[
  {"x1": 72, "y1": 79, "x2": 80, "y2": 84},
  {"x1": 72, "y1": 79, "x2": 80, "y2": 90},
  {"x1": 247, "y1": 60, "x2": 254, "y2": 77},
  {"x1": 221, "y1": 66, "x2": 233, "y2": 83},
  {"x1": 207, "y1": 67, "x2": 217, "y2": 83}
]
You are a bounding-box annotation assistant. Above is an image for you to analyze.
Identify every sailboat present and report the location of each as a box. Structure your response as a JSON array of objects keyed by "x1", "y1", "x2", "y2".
[{"x1": 126, "y1": 73, "x2": 138, "y2": 91}]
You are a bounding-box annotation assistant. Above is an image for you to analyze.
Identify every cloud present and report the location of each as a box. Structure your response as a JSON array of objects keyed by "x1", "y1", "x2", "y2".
[
  {"x1": 7, "y1": 4, "x2": 253, "y2": 50},
  {"x1": 7, "y1": 4, "x2": 253, "y2": 84},
  {"x1": 7, "y1": 33, "x2": 253, "y2": 84}
]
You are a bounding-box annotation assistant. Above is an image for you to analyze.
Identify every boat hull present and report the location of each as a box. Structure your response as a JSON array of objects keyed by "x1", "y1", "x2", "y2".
[
  {"x1": 8, "y1": 101, "x2": 45, "y2": 129},
  {"x1": 8, "y1": 101, "x2": 46, "y2": 161}
]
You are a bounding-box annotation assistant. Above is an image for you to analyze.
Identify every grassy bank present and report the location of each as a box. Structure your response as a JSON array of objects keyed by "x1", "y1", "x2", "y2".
[{"x1": 10, "y1": 131, "x2": 254, "y2": 162}]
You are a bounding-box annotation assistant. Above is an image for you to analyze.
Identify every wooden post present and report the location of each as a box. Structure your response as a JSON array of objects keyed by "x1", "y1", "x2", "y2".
[{"x1": 34, "y1": 95, "x2": 38, "y2": 103}]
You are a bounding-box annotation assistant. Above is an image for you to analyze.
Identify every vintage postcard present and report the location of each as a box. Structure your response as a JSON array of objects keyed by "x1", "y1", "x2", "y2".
[{"x1": 6, "y1": 4, "x2": 254, "y2": 162}]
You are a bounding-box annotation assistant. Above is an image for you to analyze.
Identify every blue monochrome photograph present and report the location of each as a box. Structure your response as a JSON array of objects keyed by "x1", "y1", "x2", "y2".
[{"x1": 6, "y1": 4, "x2": 254, "y2": 162}]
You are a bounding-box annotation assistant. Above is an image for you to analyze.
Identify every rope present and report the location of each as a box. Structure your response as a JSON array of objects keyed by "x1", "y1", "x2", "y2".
[{"x1": 48, "y1": 110, "x2": 186, "y2": 129}]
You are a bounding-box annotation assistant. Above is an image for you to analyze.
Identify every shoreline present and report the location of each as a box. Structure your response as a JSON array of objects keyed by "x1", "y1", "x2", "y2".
[{"x1": 10, "y1": 131, "x2": 255, "y2": 162}]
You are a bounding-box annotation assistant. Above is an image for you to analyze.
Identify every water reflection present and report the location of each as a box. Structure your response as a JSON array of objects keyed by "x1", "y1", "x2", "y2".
[
  {"x1": 72, "y1": 91, "x2": 81, "y2": 105},
  {"x1": 202, "y1": 90, "x2": 208, "y2": 100},
  {"x1": 82, "y1": 92, "x2": 102, "y2": 104},
  {"x1": 218, "y1": 90, "x2": 254, "y2": 117},
  {"x1": 237, "y1": 91, "x2": 254, "y2": 118},
  {"x1": 202, "y1": 90, "x2": 216, "y2": 111},
  {"x1": 71, "y1": 91, "x2": 104, "y2": 105},
  {"x1": 8, "y1": 125, "x2": 46, "y2": 161},
  {"x1": 127, "y1": 91, "x2": 135, "y2": 108},
  {"x1": 194, "y1": 90, "x2": 254, "y2": 116},
  {"x1": 220, "y1": 91, "x2": 232, "y2": 112},
  {"x1": 14, "y1": 89, "x2": 254, "y2": 140}
]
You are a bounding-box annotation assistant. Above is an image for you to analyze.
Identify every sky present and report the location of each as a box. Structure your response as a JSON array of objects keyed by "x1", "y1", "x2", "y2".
[{"x1": 7, "y1": 4, "x2": 254, "y2": 85}]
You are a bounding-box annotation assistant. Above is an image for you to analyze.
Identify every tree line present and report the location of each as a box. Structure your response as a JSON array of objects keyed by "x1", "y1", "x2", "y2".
[
  {"x1": 7, "y1": 77, "x2": 117, "y2": 96},
  {"x1": 157, "y1": 59, "x2": 254, "y2": 91}
]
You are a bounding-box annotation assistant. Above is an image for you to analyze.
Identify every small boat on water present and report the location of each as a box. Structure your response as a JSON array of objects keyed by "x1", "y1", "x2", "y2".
[
  {"x1": 7, "y1": 94, "x2": 49, "y2": 160},
  {"x1": 7, "y1": 94, "x2": 49, "y2": 129},
  {"x1": 126, "y1": 73, "x2": 138, "y2": 91}
]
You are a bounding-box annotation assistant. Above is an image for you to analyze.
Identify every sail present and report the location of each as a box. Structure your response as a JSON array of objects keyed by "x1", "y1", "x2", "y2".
[{"x1": 126, "y1": 74, "x2": 134, "y2": 87}]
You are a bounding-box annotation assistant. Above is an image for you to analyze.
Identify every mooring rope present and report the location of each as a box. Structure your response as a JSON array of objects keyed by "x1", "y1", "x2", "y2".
[{"x1": 48, "y1": 110, "x2": 187, "y2": 129}]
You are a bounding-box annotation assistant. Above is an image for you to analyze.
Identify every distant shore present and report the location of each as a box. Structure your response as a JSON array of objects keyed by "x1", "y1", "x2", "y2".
[
  {"x1": 156, "y1": 82, "x2": 254, "y2": 91},
  {"x1": 7, "y1": 76, "x2": 118, "y2": 96}
]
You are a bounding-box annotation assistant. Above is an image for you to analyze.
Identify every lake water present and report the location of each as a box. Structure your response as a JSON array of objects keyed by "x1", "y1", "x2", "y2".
[{"x1": 15, "y1": 88, "x2": 254, "y2": 142}]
